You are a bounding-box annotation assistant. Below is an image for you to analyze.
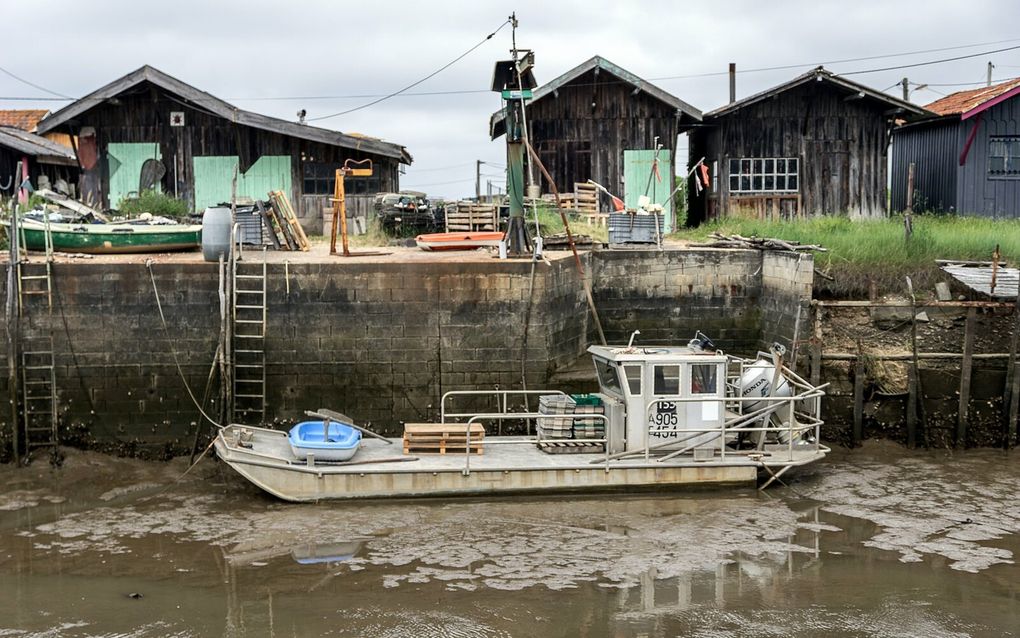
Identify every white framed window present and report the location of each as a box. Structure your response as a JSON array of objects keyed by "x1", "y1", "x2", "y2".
[
  {"x1": 727, "y1": 157, "x2": 799, "y2": 193},
  {"x1": 989, "y1": 137, "x2": 1020, "y2": 177}
]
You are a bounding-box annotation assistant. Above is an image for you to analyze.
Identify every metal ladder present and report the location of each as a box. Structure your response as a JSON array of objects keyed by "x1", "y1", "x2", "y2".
[
  {"x1": 231, "y1": 242, "x2": 267, "y2": 424},
  {"x1": 16, "y1": 216, "x2": 58, "y2": 454}
]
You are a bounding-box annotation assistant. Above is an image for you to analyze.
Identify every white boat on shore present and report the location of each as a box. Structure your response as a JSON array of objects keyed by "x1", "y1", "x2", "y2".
[{"x1": 215, "y1": 335, "x2": 829, "y2": 502}]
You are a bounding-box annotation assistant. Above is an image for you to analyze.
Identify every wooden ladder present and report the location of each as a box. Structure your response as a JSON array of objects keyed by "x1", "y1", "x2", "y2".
[{"x1": 231, "y1": 248, "x2": 267, "y2": 424}]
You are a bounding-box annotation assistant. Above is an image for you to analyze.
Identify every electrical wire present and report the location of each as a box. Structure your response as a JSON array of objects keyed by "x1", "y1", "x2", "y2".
[
  {"x1": 306, "y1": 18, "x2": 510, "y2": 122},
  {"x1": 839, "y1": 43, "x2": 1020, "y2": 76},
  {"x1": 0, "y1": 64, "x2": 74, "y2": 99}
]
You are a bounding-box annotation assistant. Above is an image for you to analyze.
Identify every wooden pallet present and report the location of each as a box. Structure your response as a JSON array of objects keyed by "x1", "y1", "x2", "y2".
[
  {"x1": 446, "y1": 202, "x2": 497, "y2": 232},
  {"x1": 403, "y1": 423, "x2": 485, "y2": 455},
  {"x1": 268, "y1": 191, "x2": 310, "y2": 251},
  {"x1": 538, "y1": 440, "x2": 605, "y2": 454}
]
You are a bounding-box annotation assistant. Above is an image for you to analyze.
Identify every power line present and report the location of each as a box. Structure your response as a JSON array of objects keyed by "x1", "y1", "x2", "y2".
[
  {"x1": 840, "y1": 43, "x2": 1020, "y2": 76},
  {"x1": 0, "y1": 64, "x2": 74, "y2": 99},
  {"x1": 306, "y1": 19, "x2": 510, "y2": 122}
]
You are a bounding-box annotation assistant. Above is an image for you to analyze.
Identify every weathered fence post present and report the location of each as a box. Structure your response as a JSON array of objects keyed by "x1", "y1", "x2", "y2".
[{"x1": 957, "y1": 308, "x2": 976, "y2": 447}]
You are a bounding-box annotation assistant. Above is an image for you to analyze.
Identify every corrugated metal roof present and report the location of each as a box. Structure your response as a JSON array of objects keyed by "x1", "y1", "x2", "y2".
[
  {"x1": 37, "y1": 66, "x2": 412, "y2": 164},
  {"x1": 0, "y1": 126, "x2": 77, "y2": 165},
  {"x1": 941, "y1": 263, "x2": 1019, "y2": 299},
  {"x1": 0, "y1": 109, "x2": 49, "y2": 131},
  {"x1": 924, "y1": 78, "x2": 1020, "y2": 117},
  {"x1": 490, "y1": 55, "x2": 702, "y2": 139},
  {"x1": 706, "y1": 67, "x2": 930, "y2": 119}
]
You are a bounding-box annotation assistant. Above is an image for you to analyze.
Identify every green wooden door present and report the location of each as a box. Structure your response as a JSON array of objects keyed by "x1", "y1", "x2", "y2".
[
  {"x1": 193, "y1": 156, "x2": 292, "y2": 211},
  {"x1": 107, "y1": 142, "x2": 161, "y2": 208},
  {"x1": 624, "y1": 149, "x2": 674, "y2": 232}
]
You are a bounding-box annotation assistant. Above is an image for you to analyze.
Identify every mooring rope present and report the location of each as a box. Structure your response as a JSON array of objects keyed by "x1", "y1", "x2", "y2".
[{"x1": 146, "y1": 260, "x2": 223, "y2": 429}]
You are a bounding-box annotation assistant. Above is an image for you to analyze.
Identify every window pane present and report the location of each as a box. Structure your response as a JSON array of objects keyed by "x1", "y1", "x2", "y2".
[
  {"x1": 787, "y1": 175, "x2": 798, "y2": 190},
  {"x1": 691, "y1": 364, "x2": 718, "y2": 394},
  {"x1": 729, "y1": 158, "x2": 739, "y2": 175},
  {"x1": 740, "y1": 176, "x2": 751, "y2": 191},
  {"x1": 752, "y1": 175, "x2": 763, "y2": 191},
  {"x1": 752, "y1": 159, "x2": 763, "y2": 175},
  {"x1": 741, "y1": 159, "x2": 751, "y2": 174},
  {"x1": 653, "y1": 365, "x2": 680, "y2": 395},
  {"x1": 990, "y1": 156, "x2": 1005, "y2": 173},
  {"x1": 775, "y1": 175, "x2": 786, "y2": 190},
  {"x1": 595, "y1": 359, "x2": 622, "y2": 395},
  {"x1": 729, "y1": 175, "x2": 740, "y2": 192},
  {"x1": 764, "y1": 159, "x2": 774, "y2": 174},
  {"x1": 776, "y1": 159, "x2": 786, "y2": 173},
  {"x1": 624, "y1": 365, "x2": 642, "y2": 396},
  {"x1": 764, "y1": 175, "x2": 775, "y2": 191},
  {"x1": 788, "y1": 158, "x2": 798, "y2": 174}
]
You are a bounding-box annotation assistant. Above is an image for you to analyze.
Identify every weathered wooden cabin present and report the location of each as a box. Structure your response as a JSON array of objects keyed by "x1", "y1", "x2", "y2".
[
  {"x1": 688, "y1": 67, "x2": 928, "y2": 223},
  {"x1": 36, "y1": 66, "x2": 411, "y2": 231},
  {"x1": 891, "y1": 78, "x2": 1020, "y2": 217},
  {"x1": 0, "y1": 125, "x2": 78, "y2": 198},
  {"x1": 489, "y1": 55, "x2": 701, "y2": 229}
]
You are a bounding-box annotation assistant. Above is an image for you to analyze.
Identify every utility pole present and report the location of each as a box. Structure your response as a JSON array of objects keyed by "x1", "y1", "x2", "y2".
[
  {"x1": 475, "y1": 160, "x2": 482, "y2": 201},
  {"x1": 728, "y1": 63, "x2": 736, "y2": 104},
  {"x1": 988, "y1": 61, "x2": 995, "y2": 87},
  {"x1": 901, "y1": 77, "x2": 909, "y2": 102}
]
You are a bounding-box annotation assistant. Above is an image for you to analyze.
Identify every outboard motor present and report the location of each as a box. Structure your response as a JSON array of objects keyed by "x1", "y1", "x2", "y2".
[{"x1": 737, "y1": 344, "x2": 803, "y2": 444}]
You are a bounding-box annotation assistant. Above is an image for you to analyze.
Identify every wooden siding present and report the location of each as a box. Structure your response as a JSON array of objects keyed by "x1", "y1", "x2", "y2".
[
  {"x1": 49, "y1": 82, "x2": 400, "y2": 230},
  {"x1": 525, "y1": 69, "x2": 680, "y2": 203},
  {"x1": 890, "y1": 119, "x2": 958, "y2": 213},
  {"x1": 958, "y1": 98, "x2": 1020, "y2": 218},
  {"x1": 689, "y1": 81, "x2": 892, "y2": 221}
]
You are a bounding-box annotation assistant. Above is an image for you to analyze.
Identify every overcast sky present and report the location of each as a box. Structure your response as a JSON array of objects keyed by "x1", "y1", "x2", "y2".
[{"x1": 4, "y1": 0, "x2": 1020, "y2": 198}]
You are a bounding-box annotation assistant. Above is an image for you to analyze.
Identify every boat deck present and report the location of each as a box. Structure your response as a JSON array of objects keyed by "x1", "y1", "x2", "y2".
[{"x1": 215, "y1": 425, "x2": 827, "y2": 502}]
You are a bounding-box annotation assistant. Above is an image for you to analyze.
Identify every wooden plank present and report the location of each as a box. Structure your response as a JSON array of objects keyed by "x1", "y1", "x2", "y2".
[
  {"x1": 269, "y1": 190, "x2": 310, "y2": 251},
  {"x1": 403, "y1": 423, "x2": 484, "y2": 435},
  {"x1": 853, "y1": 341, "x2": 864, "y2": 445},
  {"x1": 957, "y1": 307, "x2": 976, "y2": 447},
  {"x1": 906, "y1": 365, "x2": 917, "y2": 448}
]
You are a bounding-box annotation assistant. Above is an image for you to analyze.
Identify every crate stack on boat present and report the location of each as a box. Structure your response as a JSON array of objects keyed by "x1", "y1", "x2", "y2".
[
  {"x1": 537, "y1": 394, "x2": 575, "y2": 440},
  {"x1": 570, "y1": 395, "x2": 605, "y2": 441}
]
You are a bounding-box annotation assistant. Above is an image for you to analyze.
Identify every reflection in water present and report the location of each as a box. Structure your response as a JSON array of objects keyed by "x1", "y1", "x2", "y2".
[{"x1": 0, "y1": 445, "x2": 1018, "y2": 636}]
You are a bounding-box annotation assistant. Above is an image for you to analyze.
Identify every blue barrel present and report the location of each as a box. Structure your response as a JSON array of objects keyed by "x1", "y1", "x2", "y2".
[{"x1": 201, "y1": 206, "x2": 232, "y2": 262}]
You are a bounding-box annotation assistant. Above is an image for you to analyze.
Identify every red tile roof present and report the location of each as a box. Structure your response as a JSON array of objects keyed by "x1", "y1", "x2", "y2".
[
  {"x1": 0, "y1": 109, "x2": 49, "y2": 131},
  {"x1": 925, "y1": 78, "x2": 1020, "y2": 116}
]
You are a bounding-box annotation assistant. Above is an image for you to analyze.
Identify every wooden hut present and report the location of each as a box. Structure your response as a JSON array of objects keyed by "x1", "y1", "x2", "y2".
[
  {"x1": 489, "y1": 55, "x2": 701, "y2": 230},
  {"x1": 891, "y1": 78, "x2": 1020, "y2": 217},
  {"x1": 36, "y1": 66, "x2": 411, "y2": 232},
  {"x1": 688, "y1": 67, "x2": 928, "y2": 223},
  {"x1": 0, "y1": 125, "x2": 78, "y2": 198}
]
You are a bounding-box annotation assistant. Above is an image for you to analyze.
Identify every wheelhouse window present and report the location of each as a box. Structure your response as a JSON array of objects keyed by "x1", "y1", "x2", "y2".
[
  {"x1": 623, "y1": 364, "x2": 642, "y2": 396},
  {"x1": 690, "y1": 364, "x2": 719, "y2": 395},
  {"x1": 728, "y1": 157, "x2": 799, "y2": 193},
  {"x1": 989, "y1": 137, "x2": 1020, "y2": 177},
  {"x1": 595, "y1": 359, "x2": 623, "y2": 396},
  {"x1": 653, "y1": 365, "x2": 681, "y2": 395},
  {"x1": 302, "y1": 162, "x2": 381, "y2": 196}
]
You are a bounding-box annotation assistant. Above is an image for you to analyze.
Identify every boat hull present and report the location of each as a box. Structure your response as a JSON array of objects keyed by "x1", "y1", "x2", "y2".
[
  {"x1": 213, "y1": 426, "x2": 828, "y2": 502},
  {"x1": 415, "y1": 231, "x2": 504, "y2": 251},
  {"x1": 19, "y1": 220, "x2": 201, "y2": 254}
]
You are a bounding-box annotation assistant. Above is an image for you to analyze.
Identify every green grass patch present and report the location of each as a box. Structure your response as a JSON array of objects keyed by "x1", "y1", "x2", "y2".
[
  {"x1": 670, "y1": 215, "x2": 1020, "y2": 297},
  {"x1": 115, "y1": 189, "x2": 190, "y2": 219}
]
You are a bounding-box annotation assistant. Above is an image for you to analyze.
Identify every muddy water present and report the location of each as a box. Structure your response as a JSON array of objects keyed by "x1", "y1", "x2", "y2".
[{"x1": 1, "y1": 443, "x2": 1018, "y2": 637}]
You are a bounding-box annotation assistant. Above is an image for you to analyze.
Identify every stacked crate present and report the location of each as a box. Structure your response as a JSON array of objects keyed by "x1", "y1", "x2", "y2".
[
  {"x1": 570, "y1": 395, "x2": 605, "y2": 440},
  {"x1": 537, "y1": 394, "x2": 576, "y2": 440}
]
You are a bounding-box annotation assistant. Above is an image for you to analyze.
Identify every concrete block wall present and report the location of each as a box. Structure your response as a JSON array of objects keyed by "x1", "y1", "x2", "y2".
[
  {"x1": 0, "y1": 248, "x2": 811, "y2": 455},
  {"x1": 760, "y1": 251, "x2": 815, "y2": 359},
  {"x1": 590, "y1": 249, "x2": 764, "y2": 353}
]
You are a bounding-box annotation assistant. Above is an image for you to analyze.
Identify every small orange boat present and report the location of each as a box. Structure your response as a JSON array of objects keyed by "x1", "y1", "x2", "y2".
[{"x1": 415, "y1": 231, "x2": 504, "y2": 251}]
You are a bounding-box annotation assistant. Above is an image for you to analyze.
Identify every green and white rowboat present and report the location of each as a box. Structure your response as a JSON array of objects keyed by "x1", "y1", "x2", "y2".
[{"x1": 19, "y1": 218, "x2": 202, "y2": 254}]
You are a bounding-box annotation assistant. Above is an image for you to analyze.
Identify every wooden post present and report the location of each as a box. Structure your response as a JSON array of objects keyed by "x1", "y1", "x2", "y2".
[
  {"x1": 906, "y1": 277, "x2": 928, "y2": 446},
  {"x1": 810, "y1": 305, "x2": 822, "y2": 387},
  {"x1": 957, "y1": 307, "x2": 976, "y2": 447},
  {"x1": 1006, "y1": 289, "x2": 1020, "y2": 448},
  {"x1": 7, "y1": 171, "x2": 22, "y2": 461},
  {"x1": 906, "y1": 162, "x2": 915, "y2": 213},
  {"x1": 906, "y1": 365, "x2": 917, "y2": 447},
  {"x1": 853, "y1": 340, "x2": 865, "y2": 445}
]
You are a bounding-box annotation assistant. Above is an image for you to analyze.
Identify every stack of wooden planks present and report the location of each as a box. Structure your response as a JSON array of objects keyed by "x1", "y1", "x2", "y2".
[
  {"x1": 402, "y1": 423, "x2": 485, "y2": 455},
  {"x1": 266, "y1": 191, "x2": 311, "y2": 251},
  {"x1": 445, "y1": 201, "x2": 498, "y2": 232},
  {"x1": 546, "y1": 183, "x2": 599, "y2": 214}
]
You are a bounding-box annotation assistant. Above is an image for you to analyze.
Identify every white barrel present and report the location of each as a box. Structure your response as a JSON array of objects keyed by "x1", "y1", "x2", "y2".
[{"x1": 201, "y1": 206, "x2": 232, "y2": 262}]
